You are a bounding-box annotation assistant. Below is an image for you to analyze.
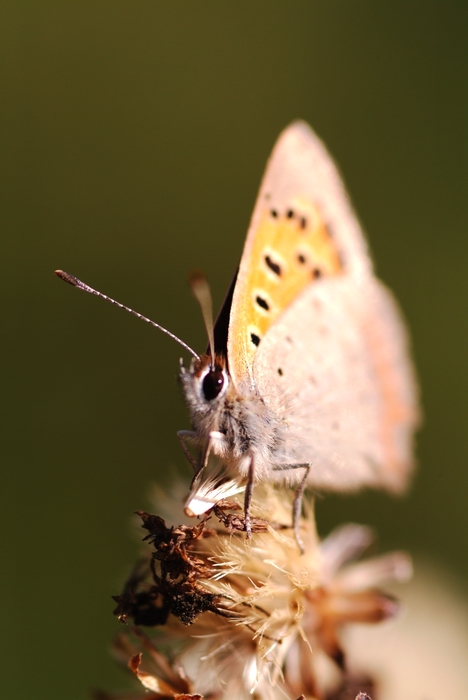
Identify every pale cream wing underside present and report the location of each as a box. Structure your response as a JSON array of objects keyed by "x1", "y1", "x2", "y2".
[
  {"x1": 253, "y1": 275, "x2": 419, "y2": 492},
  {"x1": 228, "y1": 121, "x2": 372, "y2": 390}
]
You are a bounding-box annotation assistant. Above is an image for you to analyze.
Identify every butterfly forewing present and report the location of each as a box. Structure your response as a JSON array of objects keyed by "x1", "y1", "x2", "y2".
[{"x1": 228, "y1": 121, "x2": 372, "y2": 390}]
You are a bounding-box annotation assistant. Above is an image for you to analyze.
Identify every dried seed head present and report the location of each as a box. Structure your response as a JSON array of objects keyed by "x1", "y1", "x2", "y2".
[{"x1": 109, "y1": 483, "x2": 408, "y2": 699}]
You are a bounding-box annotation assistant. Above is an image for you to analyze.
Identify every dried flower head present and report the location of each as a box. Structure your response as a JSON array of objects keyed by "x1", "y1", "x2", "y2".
[{"x1": 107, "y1": 482, "x2": 409, "y2": 700}]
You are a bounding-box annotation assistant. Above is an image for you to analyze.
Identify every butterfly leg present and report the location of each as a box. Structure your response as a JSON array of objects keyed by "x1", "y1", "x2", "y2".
[
  {"x1": 292, "y1": 464, "x2": 311, "y2": 554},
  {"x1": 186, "y1": 436, "x2": 215, "y2": 494},
  {"x1": 272, "y1": 462, "x2": 311, "y2": 553},
  {"x1": 243, "y1": 454, "x2": 255, "y2": 538},
  {"x1": 189, "y1": 430, "x2": 231, "y2": 493},
  {"x1": 177, "y1": 430, "x2": 200, "y2": 471}
]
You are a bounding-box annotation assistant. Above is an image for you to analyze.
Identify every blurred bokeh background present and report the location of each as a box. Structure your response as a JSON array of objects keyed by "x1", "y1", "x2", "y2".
[{"x1": 2, "y1": 3, "x2": 467, "y2": 698}]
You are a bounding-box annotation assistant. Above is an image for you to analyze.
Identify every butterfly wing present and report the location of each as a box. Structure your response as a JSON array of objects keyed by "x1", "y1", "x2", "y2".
[
  {"x1": 228, "y1": 121, "x2": 418, "y2": 491},
  {"x1": 253, "y1": 274, "x2": 418, "y2": 492},
  {"x1": 227, "y1": 121, "x2": 371, "y2": 390}
]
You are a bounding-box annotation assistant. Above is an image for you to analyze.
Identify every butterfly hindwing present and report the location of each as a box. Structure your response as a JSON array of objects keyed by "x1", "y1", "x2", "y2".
[{"x1": 253, "y1": 275, "x2": 418, "y2": 491}]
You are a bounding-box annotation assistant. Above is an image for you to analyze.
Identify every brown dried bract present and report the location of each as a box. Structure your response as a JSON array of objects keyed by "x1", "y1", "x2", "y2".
[
  {"x1": 213, "y1": 502, "x2": 269, "y2": 533},
  {"x1": 128, "y1": 650, "x2": 204, "y2": 699},
  {"x1": 113, "y1": 513, "x2": 237, "y2": 628}
]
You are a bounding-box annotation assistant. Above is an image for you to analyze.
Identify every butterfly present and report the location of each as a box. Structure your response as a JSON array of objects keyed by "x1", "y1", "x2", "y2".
[
  {"x1": 56, "y1": 121, "x2": 419, "y2": 550},
  {"x1": 178, "y1": 121, "x2": 419, "y2": 545}
]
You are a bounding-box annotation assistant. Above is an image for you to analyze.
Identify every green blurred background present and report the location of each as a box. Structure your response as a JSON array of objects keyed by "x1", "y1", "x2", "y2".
[{"x1": 2, "y1": 2, "x2": 467, "y2": 698}]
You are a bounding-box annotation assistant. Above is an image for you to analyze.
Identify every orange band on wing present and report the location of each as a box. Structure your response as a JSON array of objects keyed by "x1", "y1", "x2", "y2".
[{"x1": 229, "y1": 199, "x2": 343, "y2": 381}]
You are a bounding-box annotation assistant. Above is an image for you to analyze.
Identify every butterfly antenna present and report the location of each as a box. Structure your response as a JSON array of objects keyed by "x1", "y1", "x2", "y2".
[
  {"x1": 189, "y1": 270, "x2": 215, "y2": 364},
  {"x1": 54, "y1": 270, "x2": 200, "y2": 360}
]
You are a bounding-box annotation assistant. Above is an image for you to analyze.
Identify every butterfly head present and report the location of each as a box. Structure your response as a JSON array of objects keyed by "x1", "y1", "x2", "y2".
[
  {"x1": 199, "y1": 357, "x2": 228, "y2": 402},
  {"x1": 180, "y1": 353, "x2": 231, "y2": 418}
]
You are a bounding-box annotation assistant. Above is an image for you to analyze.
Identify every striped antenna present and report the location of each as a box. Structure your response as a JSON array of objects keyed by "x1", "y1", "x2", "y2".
[{"x1": 54, "y1": 270, "x2": 200, "y2": 360}]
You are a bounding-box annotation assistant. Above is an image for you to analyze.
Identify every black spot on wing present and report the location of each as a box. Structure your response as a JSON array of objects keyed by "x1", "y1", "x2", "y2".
[
  {"x1": 250, "y1": 332, "x2": 261, "y2": 347},
  {"x1": 264, "y1": 255, "x2": 282, "y2": 276},
  {"x1": 255, "y1": 295, "x2": 270, "y2": 311}
]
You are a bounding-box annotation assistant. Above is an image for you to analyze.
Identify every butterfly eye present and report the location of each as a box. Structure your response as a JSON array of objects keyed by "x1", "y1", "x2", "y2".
[{"x1": 202, "y1": 366, "x2": 226, "y2": 401}]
